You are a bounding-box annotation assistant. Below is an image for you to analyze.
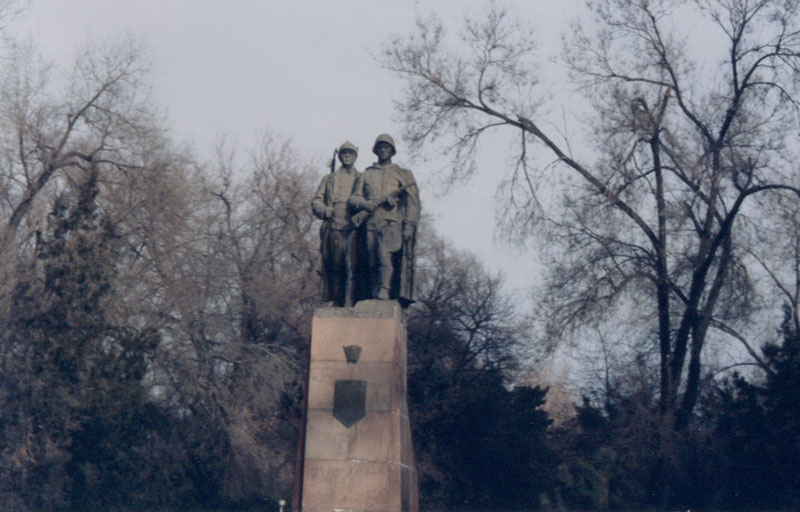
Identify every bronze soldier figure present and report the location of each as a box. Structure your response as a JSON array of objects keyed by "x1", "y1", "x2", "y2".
[
  {"x1": 311, "y1": 141, "x2": 360, "y2": 307},
  {"x1": 349, "y1": 134, "x2": 420, "y2": 306}
]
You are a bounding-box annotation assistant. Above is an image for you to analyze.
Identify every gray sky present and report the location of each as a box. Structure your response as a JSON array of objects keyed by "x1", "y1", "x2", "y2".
[{"x1": 18, "y1": 0, "x2": 580, "y2": 295}]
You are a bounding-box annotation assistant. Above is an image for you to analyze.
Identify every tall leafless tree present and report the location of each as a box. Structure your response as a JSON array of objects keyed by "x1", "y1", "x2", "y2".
[{"x1": 380, "y1": 0, "x2": 800, "y2": 445}]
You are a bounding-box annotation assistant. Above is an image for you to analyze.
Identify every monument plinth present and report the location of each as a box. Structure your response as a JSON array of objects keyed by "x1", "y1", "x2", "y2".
[{"x1": 297, "y1": 300, "x2": 419, "y2": 512}]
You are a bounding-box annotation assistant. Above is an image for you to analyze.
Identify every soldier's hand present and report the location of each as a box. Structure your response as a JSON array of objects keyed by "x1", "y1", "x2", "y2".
[
  {"x1": 364, "y1": 201, "x2": 377, "y2": 212},
  {"x1": 324, "y1": 206, "x2": 334, "y2": 219}
]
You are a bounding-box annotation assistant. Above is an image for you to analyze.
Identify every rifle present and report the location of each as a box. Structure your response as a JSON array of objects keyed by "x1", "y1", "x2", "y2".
[
  {"x1": 330, "y1": 149, "x2": 337, "y2": 173},
  {"x1": 350, "y1": 181, "x2": 414, "y2": 228}
]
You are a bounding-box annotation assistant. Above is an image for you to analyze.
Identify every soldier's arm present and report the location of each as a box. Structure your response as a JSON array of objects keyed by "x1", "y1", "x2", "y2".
[
  {"x1": 348, "y1": 172, "x2": 375, "y2": 212},
  {"x1": 403, "y1": 170, "x2": 421, "y2": 225},
  {"x1": 310, "y1": 176, "x2": 330, "y2": 219}
]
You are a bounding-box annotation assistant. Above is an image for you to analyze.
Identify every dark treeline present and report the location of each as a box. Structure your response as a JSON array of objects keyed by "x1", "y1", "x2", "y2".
[
  {"x1": 406, "y1": 239, "x2": 800, "y2": 511},
  {"x1": 3, "y1": 3, "x2": 800, "y2": 512},
  {"x1": 1, "y1": 134, "x2": 798, "y2": 511}
]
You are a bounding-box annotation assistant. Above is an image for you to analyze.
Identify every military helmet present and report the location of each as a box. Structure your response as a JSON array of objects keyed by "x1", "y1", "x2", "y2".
[
  {"x1": 372, "y1": 133, "x2": 397, "y2": 156},
  {"x1": 338, "y1": 140, "x2": 358, "y2": 155}
]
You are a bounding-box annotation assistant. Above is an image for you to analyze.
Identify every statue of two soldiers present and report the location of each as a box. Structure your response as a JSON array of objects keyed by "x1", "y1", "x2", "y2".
[{"x1": 311, "y1": 134, "x2": 420, "y2": 308}]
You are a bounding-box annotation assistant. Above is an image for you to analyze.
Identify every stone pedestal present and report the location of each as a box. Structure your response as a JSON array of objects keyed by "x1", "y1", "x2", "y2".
[{"x1": 298, "y1": 300, "x2": 419, "y2": 512}]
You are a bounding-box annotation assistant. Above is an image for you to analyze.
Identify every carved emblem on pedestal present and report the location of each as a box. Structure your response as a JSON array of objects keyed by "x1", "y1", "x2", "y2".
[{"x1": 343, "y1": 345, "x2": 362, "y2": 364}]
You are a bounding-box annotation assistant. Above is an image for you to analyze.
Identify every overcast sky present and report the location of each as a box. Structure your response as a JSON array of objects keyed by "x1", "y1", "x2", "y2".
[{"x1": 15, "y1": 0, "x2": 583, "y2": 295}]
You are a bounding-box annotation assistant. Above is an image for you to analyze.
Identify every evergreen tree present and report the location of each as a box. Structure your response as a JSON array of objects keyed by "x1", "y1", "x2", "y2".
[
  {"x1": 0, "y1": 169, "x2": 168, "y2": 509},
  {"x1": 714, "y1": 305, "x2": 800, "y2": 509},
  {"x1": 406, "y1": 236, "x2": 555, "y2": 510}
]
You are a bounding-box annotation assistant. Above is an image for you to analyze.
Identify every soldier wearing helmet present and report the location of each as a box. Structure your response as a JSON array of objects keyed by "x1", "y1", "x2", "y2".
[
  {"x1": 349, "y1": 133, "x2": 420, "y2": 305},
  {"x1": 311, "y1": 141, "x2": 361, "y2": 306}
]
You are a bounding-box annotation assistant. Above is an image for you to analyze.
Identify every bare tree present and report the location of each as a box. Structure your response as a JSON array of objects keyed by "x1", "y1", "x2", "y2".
[
  {"x1": 131, "y1": 132, "x2": 320, "y2": 501},
  {"x1": 0, "y1": 25, "x2": 319, "y2": 503},
  {"x1": 0, "y1": 31, "x2": 218, "y2": 508},
  {"x1": 0, "y1": 34, "x2": 158, "y2": 309},
  {"x1": 381, "y1": 0, "x2": 800, "y2": 444},
  {"x1": 410, "y1": 226, "x2": 527, "y2": 379}
]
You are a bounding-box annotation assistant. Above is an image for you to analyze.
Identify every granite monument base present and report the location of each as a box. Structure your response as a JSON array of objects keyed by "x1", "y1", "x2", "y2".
[{"x1": 297, "y1": 300, "x2": 419, "y2": 512}]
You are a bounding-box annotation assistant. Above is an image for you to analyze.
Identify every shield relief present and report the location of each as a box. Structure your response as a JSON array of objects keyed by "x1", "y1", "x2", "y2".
[{"x1": 333, "y1": 379, "x2": 367, "y2": 427}]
